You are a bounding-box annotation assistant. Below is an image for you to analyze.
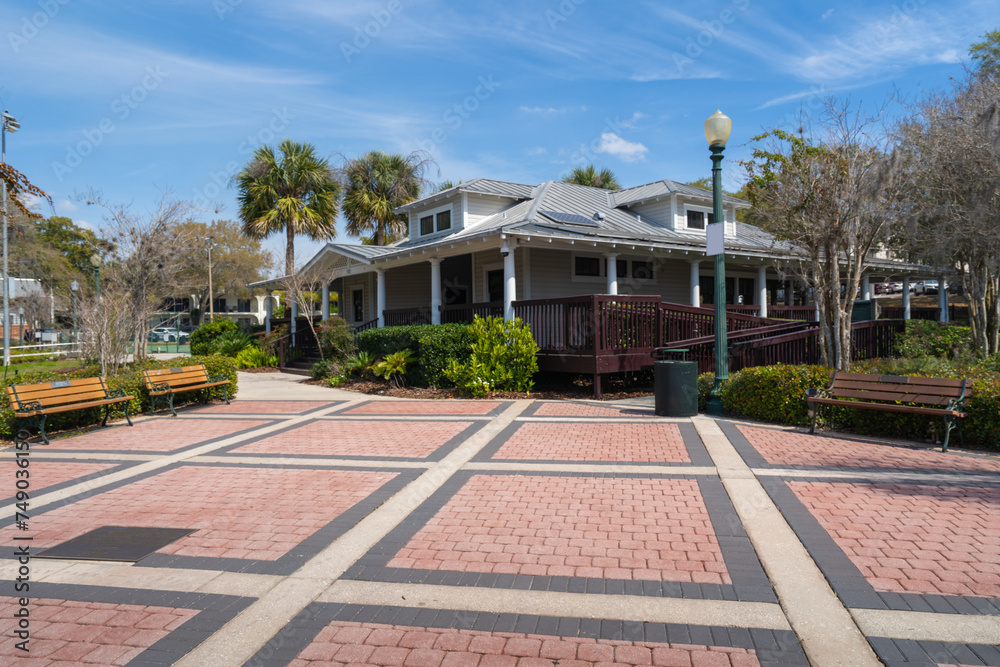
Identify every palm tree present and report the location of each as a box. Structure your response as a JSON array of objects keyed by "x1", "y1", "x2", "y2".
[
  {"x1": 562, "y1": 165, "x2": 621, "y2": 190},
  {"x1": 341, "y1": 151, "x2": 430, "y2": 245},
  {"x1": 236, "y1": 140, "x2": 340, "y2": 279}
]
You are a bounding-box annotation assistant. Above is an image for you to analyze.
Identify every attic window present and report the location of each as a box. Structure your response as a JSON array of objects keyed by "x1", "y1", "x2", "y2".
[
  {"x1": 418, "y1": 206, "x2": 452, "y2": 236},
  {"x1": 686, "y1": 210, "x2": 714, "y2": 230}
]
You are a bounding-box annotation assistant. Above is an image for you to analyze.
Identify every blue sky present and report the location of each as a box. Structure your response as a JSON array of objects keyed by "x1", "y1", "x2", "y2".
[{"x1": 2, "y1": 0, "x2": 994, "y2": 267}]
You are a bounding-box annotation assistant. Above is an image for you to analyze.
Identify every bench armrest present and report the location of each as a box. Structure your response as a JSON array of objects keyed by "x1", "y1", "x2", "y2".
[
  {"x1": 107, "y1": 387, "x2": 130, "y2": 400},
  {"x1": 149, "y1": 381, "x2": 171, "y2": 393},
  {"x1": 208, "y1": 374, "x2": 229, "y2": 384},
  {"x1": 14, "y1": 400, "x2": 42, "y2": 414}
]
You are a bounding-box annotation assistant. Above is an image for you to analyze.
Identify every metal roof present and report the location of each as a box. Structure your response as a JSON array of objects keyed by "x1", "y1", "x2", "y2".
[
  {"x1": 394, "y1": 177, "x2": 534, "y2": 214},
  {"x1": 612, "y1": 179, "x2": 749, "y2": 208}
]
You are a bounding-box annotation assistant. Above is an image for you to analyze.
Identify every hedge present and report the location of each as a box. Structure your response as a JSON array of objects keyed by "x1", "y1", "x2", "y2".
[
  {"x1": 356, "y1": 324, "x2": 473, "y2": 387},
  {"x1": 1, "y1": 355, "x2": 239, "y2": 441}
]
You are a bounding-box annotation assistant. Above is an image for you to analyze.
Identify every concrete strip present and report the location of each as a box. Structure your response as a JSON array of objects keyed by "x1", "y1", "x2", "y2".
[
  {"x1": 320, "y1": 580, "x2": 791, "y2": 631},
  {"x1": 754, "y1": 468, "x2": 1000, "y2": 485},
  {"x1": 174, "y1": 400, "x2": 535, "y2": 667},
  {"x1": 464, "y1": 462, "x2": 718, "y2": 476},
  {"x1": 0, "y1": 400, "x2": 366, "y2": 520},
  {"x1": 692, "y1": 416, "x2": 881, "y2": 667},
  {"x1": 516, "y1": 417, "x2": 668, "y2": 423},
  {"x1": 30, "y1": 560, "x2": 221, "y2": 592},
  {"x1": 194, "y1": 455, "x2": 433, "y2": 469},
  {"x1": 852, "y1": 608, "x2": 1000, "y2": 644},
  {"x1": 195, "y1": 571, "x2": 285, "y2": 599},
  {"x1": 315, "y1": 415, "x2": 501, "y2": 422}
]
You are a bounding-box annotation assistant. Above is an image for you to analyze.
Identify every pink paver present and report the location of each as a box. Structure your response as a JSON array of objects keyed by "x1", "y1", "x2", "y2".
[
  {"x1": 1, "y1": 460, "x2": 116, "y2": 495},
  {"x1": 10, "y1": 466, "x2": 397, "y2": 560},
  {"x1": 345, "y1": 401, "x2": 503, "y2": 416},
  {"x1": 388, "y1": 475, "x2": 730, "y2": 584},
  {"x1": 46, "y1": 419, "x2": 270, "y2": 452},
  {"x1": 532, "y1": 402, "x2": 654, "y2": 418},
  {"x1": 790, "y1": 481, "x2": 1000, "y2": 598},
  {"x1": 189, "y1": 400, "x2": 333, "y2": 415},
  {"x1": 0, "y1": 597, "x2": 197, "y2": 665},
  {"x1": 290, "y1": 622, "x2": 758, "y2": 666},
  {"x1": 738, "y1": 425, "x2": 1000, "y2": 473},
  {"x1": 231, "y1": 420, "x2": 474, "y2": 458},
  {"x1": 492, "y1": 423, "x2": 689, "y2": 462}
]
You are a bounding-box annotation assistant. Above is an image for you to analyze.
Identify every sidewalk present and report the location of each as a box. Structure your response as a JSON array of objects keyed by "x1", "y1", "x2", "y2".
[{"x1": 1, "y1": 370, "x2": 998, "y2": 666}]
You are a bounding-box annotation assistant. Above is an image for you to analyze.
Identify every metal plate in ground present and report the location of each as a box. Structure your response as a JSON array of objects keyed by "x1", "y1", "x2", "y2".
[{"x1": 35, "y1": 526, "x2": 196, "y2": 562}]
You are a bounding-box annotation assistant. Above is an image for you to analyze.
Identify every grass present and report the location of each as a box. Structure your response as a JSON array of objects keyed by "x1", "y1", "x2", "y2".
[{"x1": 2, "y1": 358, "x2": 84, "y2": 377}]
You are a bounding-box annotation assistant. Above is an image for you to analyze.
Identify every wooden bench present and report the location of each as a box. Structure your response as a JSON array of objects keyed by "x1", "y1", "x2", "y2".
[
  {"x1": 6, "y1": 377, "x2": 134, "y2": 444},
  {"x1": 806, "y1": 371, "x2": 970, "y2": 451},
  {"x1": 143, "y1": 364, "x2": 230, "y2": 416}
]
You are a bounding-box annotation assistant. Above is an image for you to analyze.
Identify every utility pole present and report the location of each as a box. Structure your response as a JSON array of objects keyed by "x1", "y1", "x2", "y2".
[
  {"x1": 207, "y1": 236, "x2": 219, "y2": 323},
  {"x1": 2, "y1": 110, "x2": 21, "y2": 366}
]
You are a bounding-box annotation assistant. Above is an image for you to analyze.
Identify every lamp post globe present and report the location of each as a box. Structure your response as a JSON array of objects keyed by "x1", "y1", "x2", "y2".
[
  {"x1": 90, "y1": 254, "x2": 102, "y2": 301},
  {"x1": 704, "y1": 110, "x2": 731, "y2": 416}
]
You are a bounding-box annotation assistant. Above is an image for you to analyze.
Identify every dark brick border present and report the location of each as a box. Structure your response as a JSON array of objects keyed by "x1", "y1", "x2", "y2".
[
  {"x1": 244, "y1": 602, "x2": 809, "y2": 667},
  {"x1": 344, "y1": 470, "x2": 776, "y2": 603},
  {"x1": 2, "y1": 581, "x2": 253, "y2": 666},
  {"x1": 212, "y1": 418, "x2": 487, "y2": 462},
  {"x1": 473, "y1": 421, "x2": 714, "y2": 467},
  {"x1": 0, "y1": 458, "x2": 140, "y2": 505},
  {"x1": 342, "y1": 400, "x2": 511, "y2": 417},
  {"x1": 761, "y1": 476, "x2": 1000, "y2": 615},
  {"x1": 40, "y1": 417, "x2": 280, "y2": 456},
  {"x1": 3, "y1": 461, "x2": 422, "y2": 576},
  {"x1": 869, "y1": 636, "x2": 1000, "y2": 666},
  {"x1": 518, "y1": 401, "x2": 656, "y2": 419},
  {"x1": 180, "y1": 400, "x2": 342, "y2": 417}
]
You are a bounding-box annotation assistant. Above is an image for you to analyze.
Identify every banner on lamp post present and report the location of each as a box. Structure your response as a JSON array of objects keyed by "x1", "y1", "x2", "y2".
[{"x1": 706, "y1": 222, "x2": 725, "y2": 257}]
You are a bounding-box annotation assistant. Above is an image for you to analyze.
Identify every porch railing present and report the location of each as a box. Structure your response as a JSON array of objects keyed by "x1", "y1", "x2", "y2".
[
  {"x1": 441, "y1": 301, "x2": 503, "y2": 323},
  {"x1": 383, "y1": 307, "x2": 432, "y2": 327}
]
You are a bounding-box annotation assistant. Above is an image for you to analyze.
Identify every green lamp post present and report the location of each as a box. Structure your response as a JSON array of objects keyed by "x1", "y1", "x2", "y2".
[
  {"x1": 90, "y1": 253, "x2": 101, "y2": 300},
  {"x1": 705, "y1": 110, "x2": 732, "y2": 416}
]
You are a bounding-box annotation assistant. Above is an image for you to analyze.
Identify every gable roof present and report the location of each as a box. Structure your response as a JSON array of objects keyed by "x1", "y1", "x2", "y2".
[
  {"x1": 612, "y1": 179, "x2": 749, "y2": 208},
  {"x1": 394, "y1": 177, "x2": 534, "y2": 214}
]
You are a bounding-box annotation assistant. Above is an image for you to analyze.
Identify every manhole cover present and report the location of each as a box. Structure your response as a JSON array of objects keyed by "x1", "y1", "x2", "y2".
[{"x1": 35, "y1": 526, "x2": 196, "y2": 562}]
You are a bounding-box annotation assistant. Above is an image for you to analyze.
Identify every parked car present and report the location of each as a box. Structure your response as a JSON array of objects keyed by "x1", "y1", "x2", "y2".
[
  {"x1": 873, "y1": 282, "x2": 891, "y2": 295},
  {"x1": 889, "y1": 282, "x2": 904, "y2": 293},
  {"x1": 149, "y1": 327, "x2": 189, "y2": 343},
  {"x1": 914, "y1": 280, "x2": 939, "y2": 295}
]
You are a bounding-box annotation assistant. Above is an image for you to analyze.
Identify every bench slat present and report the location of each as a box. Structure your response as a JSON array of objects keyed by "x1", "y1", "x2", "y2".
[
  {"x1": 810, "y1": 397, "x2": 965, "y2": 417},
  {"x1": 833, "y1": 372, "x2": 966, "y2": 388},
  {"x1": 7, "y1": 377, "x2": 105, "y2": 394},
  {"x1": 20, "y1": 396, "x2": 135, "y2": 416},
  {"x1": 828, "y1": 389, "x2": 956, "y2": 405},
  {"x1": 831, "y1": 380, "x2": 964, "y2": 398}
]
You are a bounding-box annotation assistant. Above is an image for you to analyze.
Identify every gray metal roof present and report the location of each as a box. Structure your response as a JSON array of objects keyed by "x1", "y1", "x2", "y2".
[
  {"x1": 612, "y1": 179, "x2": 749, "y2": 208},
  {"x1": 394, "y1": 177, "x2": 534, "y2": 214}
]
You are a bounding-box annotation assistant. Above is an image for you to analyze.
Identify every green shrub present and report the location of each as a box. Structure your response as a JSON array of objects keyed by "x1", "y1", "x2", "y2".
[
  {"x1": 235, "y1": 347, "x2": 278, "y2": 369},
  {"x1": 373, "y1": 349, "x2": 414, "y2": 388},
  {"x1": 343, "y1": 351, "x2": 377, "y2": 379},
  {"x1": 896, "y1": 320, "x2": 974, "y2": 359},
  {"x1": 444, "y1": 316, "x2": 538, "y2": 396},
  {"x1": 356, "y1": 323, "x2": 473, "y2": 387},
  {"x1": 316, "y1": 316, "x2": 357, "y2": 361},
  {"x1": 311, "y1": 358, "x2": 341, "y2": 381},
  {"x1": 190, "y1": 319, "x2": 240, "y2": 355},
  {"x1": 721, "y1": 364, "x2": 832, "y2": 426},
  {"x1": 1, "y1": 355, "x2": 239, "y2": 441},
  {"x1": 212, "y1": 330, "x2": 255, "y2": 357}
]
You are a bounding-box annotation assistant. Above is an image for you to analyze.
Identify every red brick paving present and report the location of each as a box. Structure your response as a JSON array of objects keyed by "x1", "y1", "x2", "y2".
[
  {"x1": 288, "y1": 622, "x2": 759, "y2": 666},
  {"x1": 345, "y1": 401, "x2": 503, "y2": 416},
  {"x1": 1, "y1": 460, "x2": 116, "y2": 496},
  {"x1": 532, "y1": 402, "x2": 654, "y2": 418},
  {"x1": 738, "y1": 425, "x2": 1000, "y2": 473},
  {"x1": 45, "y1": 419, "x2": 271, "y2": 452},
  {"x1": 12, "y1": 466, "x2": 398, "y2": 561},
  {"x1": 190, "y1": 400, "x2": 334, "y2": 414},
  {"x1": 387, "y1": 475, "x2": 730, "y2": 584},
  {"x1": 790, "y1": 481, "x2": 1000, "y2": 598},
  {"x1": 231, "y1": 420, "x2": 474, "y2": 458},
  {"x1": 0, "y1": 597, "x2": 197, "y2": 665},
  {"x1": 491, "y1": 423, "x2": 689, "y2": 463}
]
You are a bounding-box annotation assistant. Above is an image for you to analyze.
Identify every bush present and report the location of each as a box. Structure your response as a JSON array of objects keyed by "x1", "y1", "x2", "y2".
[
  {"x1": 721, "y1": 364, "x2": 832, "y2": 426},
  {"x1": 357, "y1": 323, "x2": 473, "y2": 387},
  {"x1": 1, "y1": 355, "x2": 239, "y2": 440},
  {"x1": 235, "y1": 347, "x2": 278, "y2": 369},
  {"x1": 190, "y1": 319, "x2": 240, "y2": 355},
  {"x1": 896, "y1": 320, "x2": 974, "y2": 360},
  {"x1": 311, "y1": 358, "x2": 341, "y2": 381},
  {"x1": 373, "y1": 350, "x2": 414, "y2": 388},
  {"x1": 212, "y1": 330, "x2": 255, "y2": 357},
  {"x1": 444, "y1": 316, "x2": 538, "y2": 397},
  {"x1": 316, "y1": 316, "x2": 357, "y2": 361}
]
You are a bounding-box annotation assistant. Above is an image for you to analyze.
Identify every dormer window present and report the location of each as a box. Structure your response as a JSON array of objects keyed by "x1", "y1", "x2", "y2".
[
  {"x1": 685, "y1": 209, "x2": 714, "y2": 230},
  {"x1": 418, "y1": 205, "x2": 453, "y2": 236}
]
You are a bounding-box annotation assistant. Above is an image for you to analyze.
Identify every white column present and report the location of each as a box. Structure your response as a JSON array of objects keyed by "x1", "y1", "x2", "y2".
[
  {"x1": 376, "y1": 268, "x2": 386, "y2": 328},
  {"x1": 757, "y1": 266, "x2": 768, "y2": 318},
  {"x1": 902, "y1": 277, "x2": 911, "y2": 320},
  {"x1": 606, "y1": 253, "x2": 618, "y2": 296},
  {"x1": 321, "y1": 284, "x2": 330, "y2": 320},
  {"x1": 430, "y1": 258, "x2": 442, "y2": 325},
  {"x1": 861, "y1": 275, "x2": 871, "y2": 301},
  {"x1": 264, "y1": 292, "x2": 273, "y2": 333},
  {"x1": 502, "y1": 243, "x2": 515, "y2": 321},
  {"x1": 689, "y1": 261, "x2": 701, "y2": 307},
  {"x1": 939, "y1": 276, "x2": 948, "y2": 323}
]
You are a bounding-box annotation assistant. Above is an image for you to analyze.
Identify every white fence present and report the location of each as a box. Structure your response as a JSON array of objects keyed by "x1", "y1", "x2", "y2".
[{"x1": 5, "y1": 341, "x2": 79, "y2": 360}]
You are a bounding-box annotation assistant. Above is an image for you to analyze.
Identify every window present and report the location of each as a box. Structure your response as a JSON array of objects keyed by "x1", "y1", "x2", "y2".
[
  {"x1": 686, "y1": 209, "x2": 715, "y2": 230},
  {"x1": 615, "y1": 260, "x2": 627, "y2": 278},
  {"x1": 575, "y1": 256, "x2": 601, "y2": 277},
  {"x1": 436, "y1": 209, "x2": 451, "y2": 232},
  {"x1": 420, "y1": 215, "x2": 434, "y2": 235},
  {"x1": 631, "y1": 261, "x2": 654, "y2": 280}
]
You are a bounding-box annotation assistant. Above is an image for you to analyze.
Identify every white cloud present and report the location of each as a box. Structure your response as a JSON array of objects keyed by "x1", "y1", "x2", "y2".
[
  {"x1": 519, "y1": 105, "x2": 585, "y2": 115},
  {"x1": 618, "y1": 112, "x2": 648, "y2": 130},
  {"x1": 595, "y1": 133, "x2": 648, "y2": 162},
  {"x1": 74, "y1": 219, "x2": 96, "y2": 231},
  {"x1": 526, "y1": 147, "x2": 547, "y2": 156},
  {"x1": 821, "y1": 9, "x2": 835, "y2": 20}
]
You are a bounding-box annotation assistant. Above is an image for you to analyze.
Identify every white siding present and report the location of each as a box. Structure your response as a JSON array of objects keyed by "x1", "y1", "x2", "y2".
[
  {"x1": 627, "y1": 199, "x2": 675, "y2": 229},
  {"x1": 525, "y1": 248, "x2": 692, "y2": 302},
  {"x1": 385, "y1": 263, "x2": 431, "y2": 310},
  {"x1": 342, "y1": 275, "x2": 370, "y2": 324},
  {"x1": 466, "y1": 194, "x2": 515, "y2": 226}
]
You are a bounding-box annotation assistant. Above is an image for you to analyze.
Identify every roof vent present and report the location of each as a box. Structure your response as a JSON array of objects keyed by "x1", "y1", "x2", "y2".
[{"x1": 593, "y1": 212, "x2": 606, "y2": 221}]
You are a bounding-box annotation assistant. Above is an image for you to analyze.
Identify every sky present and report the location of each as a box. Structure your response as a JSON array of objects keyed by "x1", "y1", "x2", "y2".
[{"x1": 1, "y1": 0, "x2": 995, "y2": 270}]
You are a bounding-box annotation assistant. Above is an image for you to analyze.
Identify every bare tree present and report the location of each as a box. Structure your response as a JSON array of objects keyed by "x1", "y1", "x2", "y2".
[
  {"x1": 279, "y1": 260, "x2": 327, "y2": 361},
  {"x1": 743, "y1": 100, "x2": 906, "y2": 369},
  {"x1": 895, "y1": 72, "x2": 1000, "y2": 356},
  {"x1": 79, "y1": 287, "x2": 133, "y2": 376}
]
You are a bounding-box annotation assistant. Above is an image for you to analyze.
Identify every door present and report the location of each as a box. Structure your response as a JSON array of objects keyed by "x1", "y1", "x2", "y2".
[
  {"x1": 487, "y1": 270, "x2": 504, "y2": 303},
  {"x1": 352, "y1": 289, "x2": 364, "y2": 323}
]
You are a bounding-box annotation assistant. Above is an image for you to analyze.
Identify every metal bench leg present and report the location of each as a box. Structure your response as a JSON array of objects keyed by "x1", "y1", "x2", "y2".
[
  {"x1": 223, "y1": 386, "x2": 230, "y2": 405},
  {"x1": 124, "y1": 401, "x2": 133, "y2": 426},
  {"x1": 941, "y1": 416, "x2": 954, "y2": 452},
  {"x1": 808, "y1": 404, "x2": 818, "y2": 435},
  {"x1": 102, "y1": 404, "x2": 111, "y2": 427},
  {"x1": 36, "y1": 414, "x2": 49, "y2": 445}
]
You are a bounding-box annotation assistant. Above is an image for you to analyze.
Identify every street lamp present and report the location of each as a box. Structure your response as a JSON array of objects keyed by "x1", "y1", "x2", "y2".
[
  {"x1": 206, "y1": 236, "x2": 219, "y2": 323},
  {"x1": 2, "y1": 110, "x2": 20, "y2": 367},
  {"x1": 90, "y1": 254, "x2": 101, "y2": 300},
  {"x1": 705, "y1": 109, "x2": 732, "y2": 416},
  {"x1": 17, "y1": 307, "x2": 23, "y2": 348},
  {"x1": 70, "y1": 280, "x2": 79, "y2": 351}
]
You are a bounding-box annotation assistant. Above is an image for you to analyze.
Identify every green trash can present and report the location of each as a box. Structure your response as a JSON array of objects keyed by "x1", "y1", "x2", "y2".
[{"x1": 654, "y1": 350, "x2": 698, "y2": 417}]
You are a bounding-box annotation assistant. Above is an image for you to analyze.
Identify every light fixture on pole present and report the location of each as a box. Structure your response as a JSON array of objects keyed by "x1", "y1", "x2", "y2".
[
  {"x1": 206, "y1": 236, "x2": 219, "y2": 323},
  {"x1": 704, "y1": 109, "x2": 732, "y2": 416},
  {"x1": 2, "y1": 110, "x2": 20, "y2": 367},
  {"x1": 70, "y1": 280, "x2": 79, "y2": 351},
  {"x1": 90, "y1": 254, "x2": 102, "y2": 301}
]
